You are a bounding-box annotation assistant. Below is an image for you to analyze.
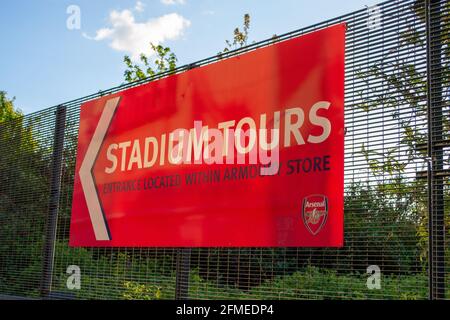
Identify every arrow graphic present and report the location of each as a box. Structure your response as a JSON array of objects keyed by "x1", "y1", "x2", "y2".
[{"x1": 79, "y1": 97, "x2": 120, "y2": 241}]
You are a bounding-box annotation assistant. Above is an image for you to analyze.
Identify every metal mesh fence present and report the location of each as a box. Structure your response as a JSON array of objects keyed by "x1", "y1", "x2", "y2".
[{"x1": 0, "y1": 0, "x2": 448, "y2": 300}]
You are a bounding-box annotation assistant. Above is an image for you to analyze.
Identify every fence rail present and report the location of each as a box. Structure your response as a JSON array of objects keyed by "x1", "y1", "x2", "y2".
[{"x1": 0, "y1": 0, "x2": 448, "y2": 300}]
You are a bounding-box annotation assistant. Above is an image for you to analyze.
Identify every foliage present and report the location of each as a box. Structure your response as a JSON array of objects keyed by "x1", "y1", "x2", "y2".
[
  {"x1": 3, "y1": 240, "x2": 444, "y2": 299},
  {"x1": 356, "y1": 0, "x2": 449, "y2": 174},
  {"x1": 246, "y1": 266, "x2": 431, "y2": 300},
  {"x1": 0, "y1": 91, "x2": 22, "y2": 122},
  {"x1": 220, "y1": 14, "x2": 251, "y2": 54},
  {"x1": 0, "y1": 92, "x2": 52, "y2": 296},
  {"x1": 123, "y1": 43, "x2": 178, "y2": 83},
  {"x1": 122, "y1": 281, "x2": 162, "y2": 300},
  {"x1": 342, "y1": 182, "x2": 424, "y2": 273},
  {"x1": 354, "y1": 0, "x2": 450, "y2": 265},
  {"x1": 50, "y1": 260, "x2": 441, "y2": 300}
]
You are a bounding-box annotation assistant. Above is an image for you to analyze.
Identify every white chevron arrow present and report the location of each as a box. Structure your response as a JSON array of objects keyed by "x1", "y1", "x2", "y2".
[{"x1": 79, "y1": 97, "x2": 120, "y2": 241}]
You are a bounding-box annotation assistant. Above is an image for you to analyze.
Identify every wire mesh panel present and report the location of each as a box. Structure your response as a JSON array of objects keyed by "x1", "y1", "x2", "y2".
[
  {"x1": 0, "y1": 0, "x2": 448, "y2": 300},
  {"x1": 427, "y1": 0, "x2": 449, "y2": 300},
  {"x1": 0, "y1": 107, "x2": 56, "y2": 297}
]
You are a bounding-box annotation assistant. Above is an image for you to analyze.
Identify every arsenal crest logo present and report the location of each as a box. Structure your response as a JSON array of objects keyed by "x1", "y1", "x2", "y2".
[{"x1": 302, "y1": 195, "x2": 328, "y2": 235}]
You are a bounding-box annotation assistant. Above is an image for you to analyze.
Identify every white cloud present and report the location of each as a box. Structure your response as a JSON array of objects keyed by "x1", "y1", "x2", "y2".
[
  {"x1": 84, "y1": 5, "x2": 190, "y2": 61},
  {"x1": 135, "y1": 1, "x2": 145, "y2": 12},
  {"x1": 161, "y1": 0, "x2": 185, "y2": 5}
]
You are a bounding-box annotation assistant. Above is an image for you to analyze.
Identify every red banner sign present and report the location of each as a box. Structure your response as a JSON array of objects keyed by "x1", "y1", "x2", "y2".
[{"x1": 70, "y1": 23, "x2": 345, "y2": 247}]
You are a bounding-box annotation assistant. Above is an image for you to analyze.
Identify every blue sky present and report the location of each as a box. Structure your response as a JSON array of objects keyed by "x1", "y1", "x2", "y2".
[{"x1": 0, "y1": 0, "x2": 380, "y2": 114}]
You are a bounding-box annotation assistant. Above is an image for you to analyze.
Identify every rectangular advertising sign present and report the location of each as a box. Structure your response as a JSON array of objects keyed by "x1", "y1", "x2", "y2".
[{"x1": 70, "y1": 23, "x2": 346, "y2": 247}]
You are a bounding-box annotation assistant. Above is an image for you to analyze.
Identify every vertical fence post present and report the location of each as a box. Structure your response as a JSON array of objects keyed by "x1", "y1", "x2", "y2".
[
  {"x1": 175, "y1": 248, "x2": 191, "y2": 300},
  {"x1": 425, "y1": 0, "x2": 445, "y2": 300},
  {"x1": 40, "y1": 105, "x2": 67, "y2": 298},
  {"x1": 174, "y1": 61, "x2": 197, "y2": 301}
]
